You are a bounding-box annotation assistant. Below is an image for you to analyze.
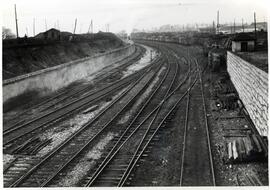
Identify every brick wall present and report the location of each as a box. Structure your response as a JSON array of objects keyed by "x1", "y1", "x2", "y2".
[{"x1": 227, "y1": 51, "x2": 268, "y2": 136}]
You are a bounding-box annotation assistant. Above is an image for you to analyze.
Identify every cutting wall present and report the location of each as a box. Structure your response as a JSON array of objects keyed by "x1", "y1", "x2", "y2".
[
  {"x1": 227, "y1": 51, "x2": 268, "y2": 136},
  {"x1": 3, "y1": 44, "x2": 135, "y2": 103}
]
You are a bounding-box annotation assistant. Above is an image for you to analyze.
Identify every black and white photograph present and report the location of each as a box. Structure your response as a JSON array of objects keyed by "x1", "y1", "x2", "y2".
[{"x1": 1, "y1": 0, "x2": 269, "y2": 188}]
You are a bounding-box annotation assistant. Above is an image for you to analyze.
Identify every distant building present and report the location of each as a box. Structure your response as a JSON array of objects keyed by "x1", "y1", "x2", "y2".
[
  {"x1": 251, "y1": 22, "x2": 268, "y2": 32},
  {"x1": 199, "y1": 27, "x2": 215, "y2": 34},
  {"x1": 231, "y1": 33, "x2": 255, "y2": 52},
  {"x1": 35, "y1": 28, "x2": 60, "y2": 40}
]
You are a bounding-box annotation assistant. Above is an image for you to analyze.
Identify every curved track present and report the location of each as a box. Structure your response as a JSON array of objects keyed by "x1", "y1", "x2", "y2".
[
  {"x1": 3, "y1": 52, "x2": 160, "y2": 151},
  {"x1": 5, "y1": 51, "x2": 164, "y2": 187},
  {"x1": 4, "y1": 41, "x2": 216, "y2": 187},
  {"x1": 3, "y1": 45, "x2": 146, "y2": 131}
]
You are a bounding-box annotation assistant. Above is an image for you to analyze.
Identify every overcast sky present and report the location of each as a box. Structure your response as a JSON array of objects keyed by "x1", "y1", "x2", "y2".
[{"x1": 2, "y1": 0, "x2": 268, "y2": 36}]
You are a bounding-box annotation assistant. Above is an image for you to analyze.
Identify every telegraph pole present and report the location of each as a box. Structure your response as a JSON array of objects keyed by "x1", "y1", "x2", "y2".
[
  {"x1": 254, "y1": 12, "x2": 257, "y2": 50},
  {"x1": 73, "y1": 18, "x2": 77, "y2": 35},
  {"x1": 254, "y1": 12, "x2": 257, "y2": 36},
  {"x1": 242, "y1": 18, "x2": 244, "y2": 32},
  {"x1": 25, "y1": 27, "x2": 28, "y2": 36},
  {"x1": 91, "y1": 20, "x2": 93, "y2": 33},
  {"x1": 233, "y1": 19, "x2": 235, "y2": 33},
  {"x1": 88, "y1": 23, "x2": 91, "y2": 33},
  {"x1": 14, "y1": 4, "x2": 19, "y2": 38},
  {"x1": 217, "y1": 10, "x2": 219, "y2": 34}
]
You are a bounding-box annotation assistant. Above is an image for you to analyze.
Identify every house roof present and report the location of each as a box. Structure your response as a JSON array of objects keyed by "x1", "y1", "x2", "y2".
[
  {"x1": 35, "y1": 28, "x2": 60, "y2": 37},
  {"x1": 232, "y1": 33, "x2": 255, "y2": 42},
  {"x1": 45, "y1": 28, "x2": 60, "y2": 33}
]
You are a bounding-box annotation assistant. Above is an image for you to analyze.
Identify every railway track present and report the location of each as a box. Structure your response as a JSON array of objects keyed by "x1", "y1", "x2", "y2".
[
  {"x1": 82, "y1": 57, "x2": 179, "y2": 187},
  {"x1": 118, "y1": 41, "x2": 215, "y2": 187},
  {"x1": 4, "y1": 53, "x2": 165, "y2": 187},
  {"x1": 3, "y1": 45, "x2": 146, "y2": 131},
  {"x1": 37, "y1": 58, "x2": 174, "y2": 187},
  {"x1": 3, "y1": 54, "x2": 162, "y2": 151},
  {"x1": 4, "y1": 41, "x2": 216, "y2": 187},
  {"x1": 179, "y1": 58, "x2": 215, "y2": 186},
  {"x1": 81, "y1": 45, "x2": 197, "y2": 187}
]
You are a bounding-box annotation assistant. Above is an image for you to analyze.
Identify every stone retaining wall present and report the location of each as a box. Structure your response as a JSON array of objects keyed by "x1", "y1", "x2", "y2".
[
  {"x1": 3, "y1": 44, "x2": 135, "y2": 103},
  {"x1": 227, "y1": 51, "x2": 268, "y2": 136}
]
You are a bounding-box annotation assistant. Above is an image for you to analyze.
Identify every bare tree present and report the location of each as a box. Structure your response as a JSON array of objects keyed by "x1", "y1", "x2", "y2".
[{"x1": 2, "y1": 27, "x2": 16, "y2": 39}]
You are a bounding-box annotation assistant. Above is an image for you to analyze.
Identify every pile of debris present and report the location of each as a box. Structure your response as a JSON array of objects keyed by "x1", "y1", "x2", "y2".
[
  {"x1": 226, "y1": 133, "x2": 267, "y2": 163},
  {"x1": 212, "y1": 74, "x2": 239, "y2": 111}
]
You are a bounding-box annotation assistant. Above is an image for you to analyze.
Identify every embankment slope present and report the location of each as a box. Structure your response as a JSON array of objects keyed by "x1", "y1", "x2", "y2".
[{"x1": 3, "y1": 32, "x2": 125, "y2": 79}]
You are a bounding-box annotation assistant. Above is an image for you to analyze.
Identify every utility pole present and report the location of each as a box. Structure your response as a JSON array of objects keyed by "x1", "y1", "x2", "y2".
[
  {"x1": 73, "y1": 18, "x2": 77, "y2": 35},
  {"x1": 88, "y1": 23, "x2": 91, "y2": 33},
  {"x1": 242, "y1": 18, "x2": 244, "y2": 32},
  {"x1": 25, "y1": 27, "x2": 28, "y2": 36},
  {"x1": 217, "y1": 10, "x2": 219, "y2": 34},
  {"x1": 91, "y1": 20, "x2": 93, "y2": 33},
  {"x1": 254, "y1": 12, "x2": 257, "y2": 50},
  {"x1": 14, "y1": 4, "x2": 19, "y2": 38},
  {"x1": 33, "y1": 18, "x2": 35, "y2": 36},
  {"x1": 254, "y1": 12, "x2": 257, "y2": 36},
  {"x1": 233, "y1": 19, "x2": 235, "y2": 33},
  {"x1": 212, "y1": 21, "x2": 215, "y2": 34}
]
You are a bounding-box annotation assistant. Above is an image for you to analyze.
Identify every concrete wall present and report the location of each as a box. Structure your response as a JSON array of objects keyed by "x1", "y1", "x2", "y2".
[
  {"x1": 3, "y1": 44, "x2": 135, "y2": 103},
  {"x1": 227, "y1": 51, "x2": 268, "y2": 136}
]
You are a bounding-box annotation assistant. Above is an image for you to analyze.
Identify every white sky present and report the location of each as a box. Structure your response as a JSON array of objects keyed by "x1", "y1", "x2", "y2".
[{"x1": 1, "y1": 0, "x2": 269, "y2": 36}]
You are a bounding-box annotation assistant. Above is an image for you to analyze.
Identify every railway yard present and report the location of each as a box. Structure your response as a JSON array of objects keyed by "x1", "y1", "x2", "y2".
[{"x1": 2, "y1": 40, "x2": 268, "y2": 187}]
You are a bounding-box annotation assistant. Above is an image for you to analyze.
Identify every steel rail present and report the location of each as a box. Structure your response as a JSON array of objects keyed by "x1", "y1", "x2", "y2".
[
  {"x1": 3, "y1": 45, "x2": 145, "y2": 131},
  {"x1": 119, "y1": 65, "x2": 198, "y2": 187},
  {"x1": 41, "y1": 55, "x2": 172, "y2": 187},
  {"x1": 118, "y1": 51, "x2": 191, "y2": 186},
  {"x1": 85, "y1": 58, "x2": 177, "y2": 187},
  {"x1": 3, "y1": 47, "x2": 143, "y2": 128},
  {"x1": 195, "y1": 58, "x2": 216, "y2": 186},
  {"x1": 9, "y1": 58, "x2": 164, "y2": 187},
  {"x1": 3, "y1": 49, "x2": 152, "y2": 135},
  {"x1": 117, "y1": 56, "x2": 180, "y2": 186},
  {"x1": 86, "y1": 51, "x2": 194, "y2": 187},
  {"x1": 3, "y1": 57, "x2": 162, "y2": 147},
  {"x1": 179, "y1": 49, "x2": 191, "y2": 186},
  {"x1": 38, "y1": 45, "x2": 149, "y2": 112}
]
